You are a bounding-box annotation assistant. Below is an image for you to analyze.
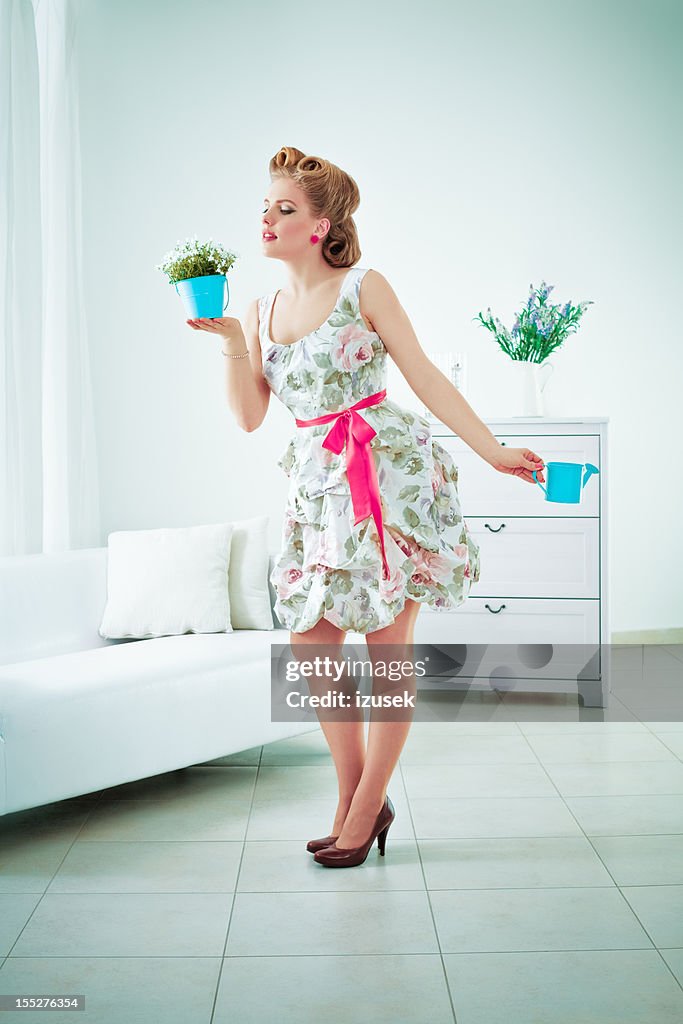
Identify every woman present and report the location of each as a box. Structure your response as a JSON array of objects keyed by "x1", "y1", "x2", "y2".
[{"x1": 187, "y1": 145, "x2": 545, "y2": 868}]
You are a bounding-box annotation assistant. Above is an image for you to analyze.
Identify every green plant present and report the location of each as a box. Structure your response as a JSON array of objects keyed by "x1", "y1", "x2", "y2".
[
  {"x1": 474, "y1": 280, "x2": 593, "y2": 363},
  {"x1": 155, "y1": 235, "x2": 239, "y2": 285}
]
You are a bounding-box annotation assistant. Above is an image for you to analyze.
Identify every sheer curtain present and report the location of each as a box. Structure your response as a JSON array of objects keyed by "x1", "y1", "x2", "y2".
[{"x1": 0, "y1": 0, "x2": 99, "y2": 556}]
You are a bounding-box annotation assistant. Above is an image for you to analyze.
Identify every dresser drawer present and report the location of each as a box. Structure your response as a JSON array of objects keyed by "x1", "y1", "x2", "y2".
[
  {"x1": 414, "y1": 639, "x2": 600, "y2": 684},
  {"x1": 414, "y1": 596, "x2": 600, "y2": 646},
  {"x1": 432, "y1": 433, "x2": 600, "y2": 517},
  {"x1": 467, "y1": 517, "x2": 599, "y2": 598}
]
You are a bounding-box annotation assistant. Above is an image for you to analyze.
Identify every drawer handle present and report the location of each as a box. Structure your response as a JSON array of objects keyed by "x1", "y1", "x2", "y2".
[
  {"x1": 484, "y1": 603, "x2": 506, "y2": 614},
  {"x1": 484, "y1": 523, "x2": 506, "y2": 533}
]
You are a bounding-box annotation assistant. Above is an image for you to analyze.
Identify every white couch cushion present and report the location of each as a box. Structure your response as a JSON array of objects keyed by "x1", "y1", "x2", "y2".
[
  {"x1": 99, "y1": 523, "x2": 233, "y2": 639},
  {"x1": 0, "y1": 627, "x2": 294, "y2": 815},
  {"x1": 228, "y1": 515, "x2": 274, "y2": 630},
  {"x1": 0, "y1": 548, "x2": 114, "y2": 665}
]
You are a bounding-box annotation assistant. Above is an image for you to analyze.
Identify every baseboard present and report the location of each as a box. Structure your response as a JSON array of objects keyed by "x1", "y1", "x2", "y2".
[{"x1": 611, "y1": 627, "x2": 683, "y2": 645}]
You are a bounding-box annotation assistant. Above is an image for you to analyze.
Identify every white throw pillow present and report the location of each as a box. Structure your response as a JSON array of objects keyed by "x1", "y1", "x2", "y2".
[
  {"x1": 228, "y1": 515, "x2": 275, "y2": 630},
  {"x1": 99, "y1": 523, "x2": 234, "y2": 639}
]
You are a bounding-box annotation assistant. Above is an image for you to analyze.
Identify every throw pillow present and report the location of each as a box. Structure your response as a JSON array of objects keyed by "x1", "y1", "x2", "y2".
[
  {"x1": 99, "y1": 522, "x2": 233, "y2": 639},
  {"x1": 228, "y1": 514, "x2": 275, "y2": 630}
]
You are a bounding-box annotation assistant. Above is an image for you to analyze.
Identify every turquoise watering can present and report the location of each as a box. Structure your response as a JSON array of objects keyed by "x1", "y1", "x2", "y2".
[
  {"x1": 532, "y1": 461, "x2": 599, "y2": 504},
  {"x1": 174, "y1": 274, "x2": 229, "y2": 319}
]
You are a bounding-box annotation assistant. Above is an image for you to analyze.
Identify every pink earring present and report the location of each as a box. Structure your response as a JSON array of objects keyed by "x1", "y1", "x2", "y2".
[{"x1": 310, "y1": 234, "x2": 320, "y2": 244}]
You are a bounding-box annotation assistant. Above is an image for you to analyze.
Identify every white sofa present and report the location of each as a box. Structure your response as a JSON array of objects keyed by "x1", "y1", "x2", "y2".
[{"x1": 0, "y1": 546, "x2": 319, "y2": 817}]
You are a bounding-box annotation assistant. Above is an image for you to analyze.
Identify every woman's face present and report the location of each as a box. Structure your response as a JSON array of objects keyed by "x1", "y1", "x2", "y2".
[{"x1": 261, "y1": 181, "x2": 328, "y2": 257}]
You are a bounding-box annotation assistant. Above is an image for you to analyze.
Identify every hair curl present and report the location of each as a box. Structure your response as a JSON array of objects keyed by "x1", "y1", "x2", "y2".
[{"x1": 268, "y1": 146, "x2": 361, "y2": 268}]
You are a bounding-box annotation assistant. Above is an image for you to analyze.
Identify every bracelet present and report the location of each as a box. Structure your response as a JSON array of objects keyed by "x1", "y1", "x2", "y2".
[{"x1": 221, "y1": 349, "x2": 250, "y2": 358}]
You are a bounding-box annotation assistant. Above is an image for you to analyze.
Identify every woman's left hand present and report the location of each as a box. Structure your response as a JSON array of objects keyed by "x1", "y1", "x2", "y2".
[
  {"x1": 186, "y1": 317, "x2": 244, "y2": 343},
  {"x1": 489, "y1": 446, "x2": 545, "y2": 485}
]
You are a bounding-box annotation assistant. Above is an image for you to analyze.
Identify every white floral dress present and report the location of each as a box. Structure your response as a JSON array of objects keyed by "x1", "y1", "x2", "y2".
[{"x1": 258, "y1": 265, "x2": 481, "y2": 635}]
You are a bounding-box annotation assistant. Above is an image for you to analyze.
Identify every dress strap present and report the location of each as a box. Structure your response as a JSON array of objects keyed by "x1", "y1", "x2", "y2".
[
  {"x1": 343, "y1": 267, "x2": 371, "y2": 318},
  {"x1": 257, "y1": 293, "x2": 274, "y2": 343}
]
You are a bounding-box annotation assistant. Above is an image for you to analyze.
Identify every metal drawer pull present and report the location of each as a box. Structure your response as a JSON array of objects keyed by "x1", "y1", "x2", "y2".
[
  {"x1": 484, "y1": 523, "x2": 506, "y2": 532},
  {"x1": 485, "y1": 604, "x2": 506, "y2": 614}
]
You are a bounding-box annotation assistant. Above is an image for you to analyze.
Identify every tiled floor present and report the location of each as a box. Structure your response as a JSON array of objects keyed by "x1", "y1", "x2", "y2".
[{"x1": 1, "y1": 645, "x2": 683, "y2": 1022}]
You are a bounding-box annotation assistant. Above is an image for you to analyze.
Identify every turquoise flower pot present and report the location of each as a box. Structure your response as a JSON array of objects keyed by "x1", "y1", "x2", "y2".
[
  {"x1": 533, "y1": 462, "x2": 599, "y2": 504},
  {"x1": 174, "y1": 274, "x2": 229, "y2": 318}
]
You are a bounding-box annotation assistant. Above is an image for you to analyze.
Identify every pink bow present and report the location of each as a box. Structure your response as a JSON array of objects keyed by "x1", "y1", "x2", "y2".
[{"x1": 295, "y1": 389, "x2": 390, "y2": 580}]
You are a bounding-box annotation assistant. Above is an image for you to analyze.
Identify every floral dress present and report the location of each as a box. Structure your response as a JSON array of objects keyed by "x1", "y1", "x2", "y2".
[{"x1": 258, "y1": 265, "x2": 481, "y2": 635}]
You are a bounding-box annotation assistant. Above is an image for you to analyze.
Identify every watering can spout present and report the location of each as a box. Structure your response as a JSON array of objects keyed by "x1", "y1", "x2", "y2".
[{"x1": 582, "y1": 463, "x2": 599, "y2": 489}]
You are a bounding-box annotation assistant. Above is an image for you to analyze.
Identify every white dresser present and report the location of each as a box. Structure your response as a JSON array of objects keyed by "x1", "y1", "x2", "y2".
[{"x1": 413, "y1": 415, "x2": 610, "y2": 708}]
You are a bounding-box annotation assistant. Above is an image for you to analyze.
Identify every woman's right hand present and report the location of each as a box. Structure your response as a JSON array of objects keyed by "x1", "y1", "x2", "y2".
[
  {"x1": 489, "y1": 446, "x2": 545, "y2": 485},
  {"x1": 186, "y1": 316, "x2": 245, "y2": 346}
]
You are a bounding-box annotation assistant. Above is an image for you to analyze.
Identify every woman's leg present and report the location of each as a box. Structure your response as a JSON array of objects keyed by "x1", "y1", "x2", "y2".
[
  {"x1": 333, "y1": 598, "x2": 422, "y2": 848},
  {"x1": 290, "y1": 617, "x2": 365, "y2": 836}
]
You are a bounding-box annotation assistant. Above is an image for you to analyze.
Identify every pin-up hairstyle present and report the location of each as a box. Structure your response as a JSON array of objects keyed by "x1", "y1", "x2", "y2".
[{"x1": 268, "y1": 146, "x2": 361, "y2": 268}]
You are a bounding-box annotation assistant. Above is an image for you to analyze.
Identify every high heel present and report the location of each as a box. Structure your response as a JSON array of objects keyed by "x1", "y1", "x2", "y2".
[
  {"x1": 306, "y1": 834, "x2": 339, "y2": 853},
  {"x1": 377, "y1": 821, "x2": 390, "y2": 856},
  {"x1": 313, "y1": 796, "x2": 395, "y2": 868}
]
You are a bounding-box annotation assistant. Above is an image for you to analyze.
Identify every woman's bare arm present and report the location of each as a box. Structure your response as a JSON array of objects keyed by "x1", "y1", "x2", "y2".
[
  {"x1": 187, "y1": 301, "x2": 270, "y2": 432},
  {"x1": 226, "y1": 300, "x2": 270, "y2": 432},
  {"x1": 360, "y1": 270, "x2": 501, "y2": 464},
  {"x1": 360, "y1": 271, "x2": 545, "y2": 482}
]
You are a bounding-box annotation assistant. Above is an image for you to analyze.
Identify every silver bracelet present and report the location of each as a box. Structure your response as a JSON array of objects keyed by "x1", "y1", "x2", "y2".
[{"x1": 221, "y1": 349, "x2": 250, "y2": 359}]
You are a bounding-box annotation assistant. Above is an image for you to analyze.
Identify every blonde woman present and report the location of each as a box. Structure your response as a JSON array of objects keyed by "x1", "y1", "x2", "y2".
[{"x1": 188, "y1": 146, "x2": 545, "y2": 868}]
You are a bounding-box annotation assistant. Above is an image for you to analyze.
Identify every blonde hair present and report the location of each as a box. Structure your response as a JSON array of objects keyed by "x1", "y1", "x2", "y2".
[{"x1": 268, "y1": 146, "x2": 361, "y2": 268}]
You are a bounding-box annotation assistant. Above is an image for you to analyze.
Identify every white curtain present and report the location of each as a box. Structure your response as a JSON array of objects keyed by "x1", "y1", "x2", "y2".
[
  {"x1": 0, "y1": 0, "x2": 42, "y2": 554},
  {"x1": 0, "y1": 0, "x2": 99, "y2": 556}
]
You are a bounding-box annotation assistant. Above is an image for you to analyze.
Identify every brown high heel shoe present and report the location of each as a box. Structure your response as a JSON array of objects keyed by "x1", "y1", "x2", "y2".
[
  {"x1": 306, "y1": 834, "x2": 339, "y2": 853},
  {"x1": 313, "y1": 796, "x2": 395, "y2": 868}
]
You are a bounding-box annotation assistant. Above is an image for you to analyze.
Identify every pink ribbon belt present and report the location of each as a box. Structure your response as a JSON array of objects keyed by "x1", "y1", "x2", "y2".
[{"x1": 295, "y1": 388, "x2": 390, "y2": 580}]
